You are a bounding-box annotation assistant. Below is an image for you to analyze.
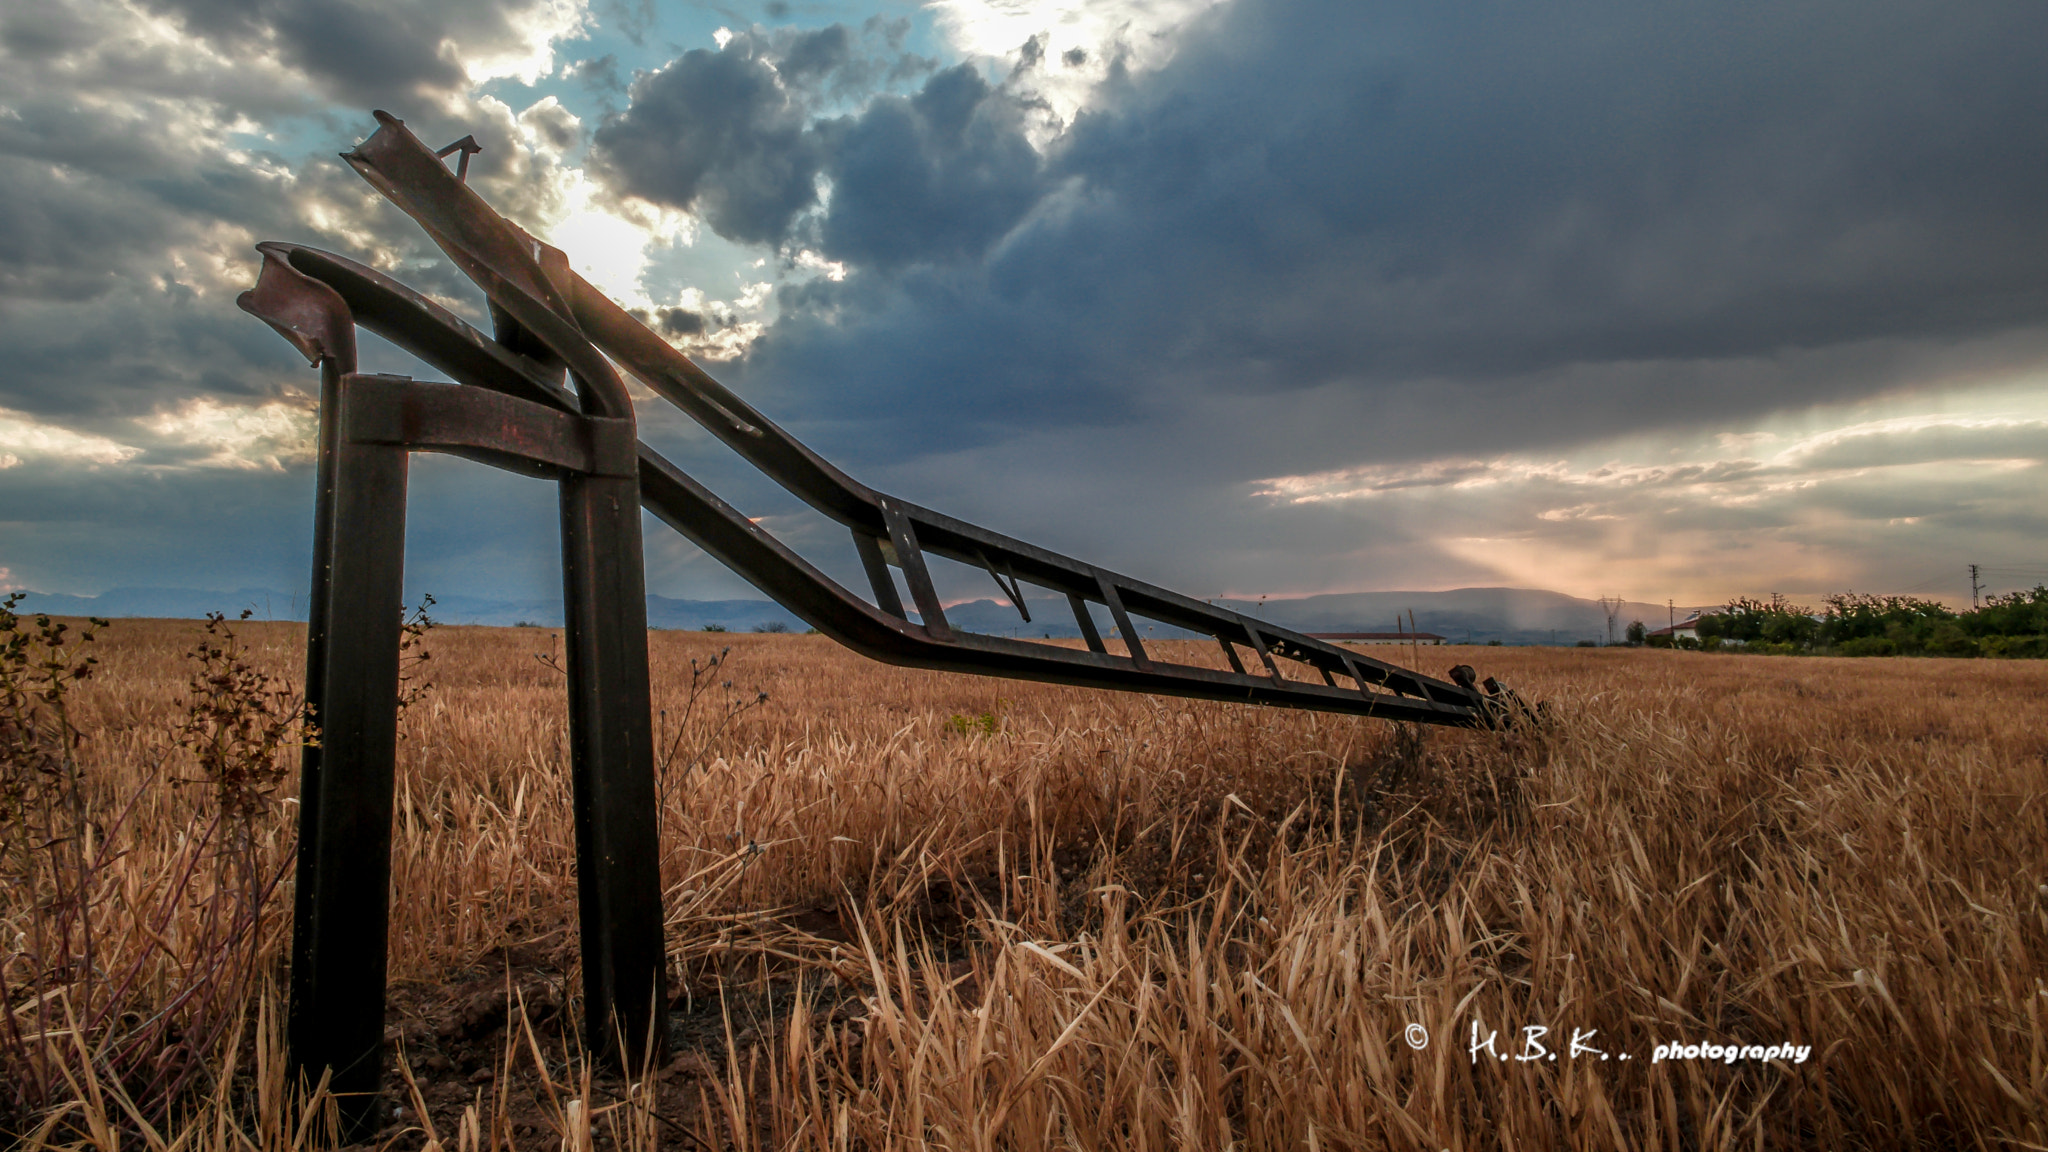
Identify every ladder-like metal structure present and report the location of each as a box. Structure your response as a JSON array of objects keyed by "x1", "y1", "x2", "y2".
[{"x1": 241, "y1": 111, "x2": 1518, "y2": 1133}]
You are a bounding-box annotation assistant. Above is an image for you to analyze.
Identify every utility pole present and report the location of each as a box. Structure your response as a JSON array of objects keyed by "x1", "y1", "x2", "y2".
[
  {"x1": 1668, "y1": 599, "x2": 1674, "y2": 633},
  {"x1": 1970, "y1": 563, "x2": 1981, "y2": 609}
]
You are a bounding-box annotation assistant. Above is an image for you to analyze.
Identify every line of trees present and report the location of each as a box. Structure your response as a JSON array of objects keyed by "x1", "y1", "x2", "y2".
[{"x1": 1644, "y1": 586, "x2": 2048, "y2": 657}]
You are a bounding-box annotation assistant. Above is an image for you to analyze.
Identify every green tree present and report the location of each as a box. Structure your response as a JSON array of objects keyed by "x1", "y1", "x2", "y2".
[
  {"x1": 1820, "y1": 593, "x2": 1955, "y2": 654},
  {"x1": 1699, "y1": 595, "x2": 1818, "y2": 649},
  {"x1": 1965, "y1": 585, "x2": 2048, "y2": 638}
]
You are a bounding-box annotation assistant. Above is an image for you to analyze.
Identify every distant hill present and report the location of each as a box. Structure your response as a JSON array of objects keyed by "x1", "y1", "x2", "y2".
[
  {"x1": 5, "y1": 587, "x2": 307, "y2": 621},
  {"x1": 9, "y1": 584, "x2": 1684, "y2": 645},
  {"x1": 4, "y1": 587, "x2": 806, "y2": 633},
  {"x1": 1213, "y1": 588, "x2": 1678, "y2": 646},
  {"x1": 895, "y1": 587, "x2": 1681, "y2": 645}
]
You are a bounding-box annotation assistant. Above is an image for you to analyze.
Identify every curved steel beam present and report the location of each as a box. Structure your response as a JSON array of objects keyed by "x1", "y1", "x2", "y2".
[{"x1": 307, "y1": 111, "x2": 1503, "y2": 724}]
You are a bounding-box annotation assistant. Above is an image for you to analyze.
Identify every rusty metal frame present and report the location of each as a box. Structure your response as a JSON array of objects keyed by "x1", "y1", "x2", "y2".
[
  {"x1": 241, "y1": 243, "x2": 664, "y2": 1135},
  {"x1": 242, "y1": 111, "x2": 1519, "y2": 1133}
]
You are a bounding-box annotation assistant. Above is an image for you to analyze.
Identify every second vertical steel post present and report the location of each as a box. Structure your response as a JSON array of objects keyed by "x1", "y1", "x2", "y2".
[{"x1": 557, "y1": 468, "x2": 667, "y2": 1069}]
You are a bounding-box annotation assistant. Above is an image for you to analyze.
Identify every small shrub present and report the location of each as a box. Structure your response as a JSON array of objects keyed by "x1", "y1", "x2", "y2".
[
  {"x1": 1923, "y1": 621, "x2": 1980, "y2": 657},
  {"x1": 753, "y1": 620, "x2": 791, "y2": 634},
  {"x1": 2, "y1": 604, "x2": 309, "y2": 1140},
  {"x1": 944, "y1": 710, "x2": 1001, "y2": 738},
  {"x1": 1837, "y1": 636, "x2": 1897, "y2": 657},
  {"x1": 1980, "y1": 634, "x2": 2048, "y2": 658},
  {"x1": 654, "y1": 645, "x2": 768, "y2": 806}
]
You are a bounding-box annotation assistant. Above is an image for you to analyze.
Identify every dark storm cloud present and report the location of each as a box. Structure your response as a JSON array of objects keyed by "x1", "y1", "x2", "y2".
[
  {"x1": 650, "y1": 306, "x2": 707, "y2": 336},
  {"x1": 0, "y1": 86, "x2": 455, "y2": 423},
  {"x1": 592, "y1": 37, "x2": 829, "y2": 246},
  {"x1": 0, "y1": 95, "x2": 298, "y2": 307},
  {"x1": 0, "y1": 81, "x2": 327, "y2": 422},
  {"x1": 599, "y1": 0, "x2": 2048, "y2": 475},
  {"x1": 590, "y1": 26, "x2": 1016, "y2": 256},
  {"x1": 0, "y1": 6, "x2": 98, "y2": 57},
  {"x1": 0, "y1": 281, "x2": 313, "y2": 423},
  {"x1": 818, "y1": 64, "x2": 1045, "y2": 269},
  {"x1": 12, "y1": 0, "x2": 2048, "y2": 610},
  {"x1": 777, "y1": 24, "x2": 852, "y2": 83},
  {"x1": 130, "y1": 0, "x2": 568, "y2": 106},
  {"x1": 567, "y1": 54, "x2": 626, "y2": 95}
]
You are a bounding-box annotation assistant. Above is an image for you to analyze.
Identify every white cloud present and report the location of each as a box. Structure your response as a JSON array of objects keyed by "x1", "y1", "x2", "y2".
[
  {"x1": 144, "y1": 397, "x2": 316, "y2": 471},
  {"x1": 447, "y1": 0, "x2": 592, "y2": 89},
  {"x1": 1245, "y1": 386, "x2": 2048, "y2": 604},
  {"x1": 930, "y1": 0, "x2": 1228, "y2": 72},
  {"x1": 930, "y1": 0, "x2": 1230, "y2": 127},
  {"x1": 1257, "y1": 412, "x2": 2048, "y2": 509},
  {"x1": 0, "y1": 408, "x2": 141, "y2": 467},
  {"x1": 792, "y1": 248, "x2": 847, "y2": 282}
]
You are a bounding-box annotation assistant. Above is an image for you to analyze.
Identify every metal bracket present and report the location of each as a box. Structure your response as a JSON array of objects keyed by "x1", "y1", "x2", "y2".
[
  {"x1": 978, "y1": 549, "x2": 1031, "y2": 623},
  {"x1": 434, "y1": 134, "x2": 481, "y2": 182}
]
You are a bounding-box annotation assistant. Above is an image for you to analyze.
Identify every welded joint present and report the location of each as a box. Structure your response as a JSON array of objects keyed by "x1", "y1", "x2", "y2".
[
  {"x1": 340, "y1": 374, "x2": 640, "y2": 478},
  {"x1": 1243, "y1": 623, "x2": 1286, "y2": 685},
  {"x1": 1217, "y1": 635, "x2": 1247, "y2": 674},
  {"x1": 977, "y1": 550, "x2": 1031, "y2": 623},
  {"x1": 879, "y1": 499, "x2": 951, "y2": 640},
  {"x1": 1338, "y1": 654, "x2": 1374, "y2": 700},
  {"x1": 1095, "y1": 575, "x2": 1151, "y2": 669},
  {"x1": 434, "y1": 135, "x2": 481, "y2": 182},
  {"x1": 852, "y1": 530, "x2": 906, "y2": 618},
  {"x1": 1069, "y1": 593, "x2": 1107, "y2": 653}
]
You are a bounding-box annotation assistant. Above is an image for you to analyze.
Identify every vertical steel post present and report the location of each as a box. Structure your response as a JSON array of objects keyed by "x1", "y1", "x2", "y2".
[
  {"x1": 291, "y1": 355, "x2": 340, "y2": 1010},
  {"x1": 558, "y1": 472, "x2": 666, "y2": 1068},
  {"x1": 288, "y1": 373, "x2": 410, "y2": 1137}
]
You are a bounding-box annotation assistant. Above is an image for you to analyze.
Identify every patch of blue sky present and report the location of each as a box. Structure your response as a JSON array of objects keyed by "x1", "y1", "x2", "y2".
[
  {"x1": 638, "y1": 226, "x2": 772, "y2": 308},
  {"x1": 475, "y1": 0, "x2": 947, "y2": 128}
]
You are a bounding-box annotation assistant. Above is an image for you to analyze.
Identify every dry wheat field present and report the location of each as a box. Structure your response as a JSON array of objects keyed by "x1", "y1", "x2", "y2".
[{"x1": 4, "y1": 615, "x2": 2045, "y2": 1150}]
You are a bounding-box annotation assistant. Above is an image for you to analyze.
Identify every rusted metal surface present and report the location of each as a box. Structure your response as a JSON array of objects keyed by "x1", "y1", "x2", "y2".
[
  {"x1": 245, "y1": 110, "x2": 1527, "y2": 1134},
  {"x1": 244, "y1": 136, "x2": 669, "y2": 1134},
  {"x1": 339, "y1": 374, "x2": 637, "y2": 478},
  {"x1": 239, "y1": 247, "x2": 356, "y2": 370}
]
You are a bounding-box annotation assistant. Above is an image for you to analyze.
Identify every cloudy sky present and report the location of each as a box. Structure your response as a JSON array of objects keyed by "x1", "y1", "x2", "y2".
[{"x1": 5, "y1": 0, "x2": 2048, "y2": 613}]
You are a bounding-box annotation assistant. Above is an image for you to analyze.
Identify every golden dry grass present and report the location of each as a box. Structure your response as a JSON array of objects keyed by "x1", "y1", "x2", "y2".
[{"x1": 7, "y1": 618, "x2": 2046, "y2": 1149}]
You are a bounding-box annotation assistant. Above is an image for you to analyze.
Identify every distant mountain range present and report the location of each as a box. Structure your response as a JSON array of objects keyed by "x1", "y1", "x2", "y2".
[
  {"x1": 3, "y1": 586, "x2": 812, "y2": 633},
  {"x1": 946, "y1": 587, "x2": 1679, "y2": 646},
  {"x1": 8, "y1": 585, "x2": 1689, "y2": 645}
]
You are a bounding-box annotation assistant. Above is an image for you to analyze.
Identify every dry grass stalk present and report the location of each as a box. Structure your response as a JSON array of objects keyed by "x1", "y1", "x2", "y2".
[{"x1": 5, "y1": 620, "x2": 2043, "y2": 1148}]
